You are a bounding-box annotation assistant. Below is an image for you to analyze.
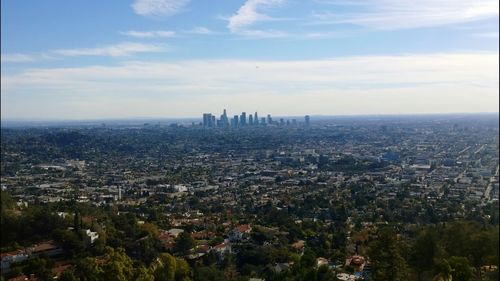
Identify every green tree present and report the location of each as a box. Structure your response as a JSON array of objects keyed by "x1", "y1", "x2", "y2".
[
  {"x1": 154, "y1": 253, "x2": 177, "y2": 281},
  {"x1": 433, "y1": 259, "x2": 452, "y2": 281},
  {"x1": 134, "y1": 236, "x2": 162, "y2": 263},
  {"x1": 24, "y1": 257, "x2": 54, "y2": 281},
  {"x1": 300, "y1": 249, "x2": 316, "y2": 268},
  {"x1": 317, "y1": 265, "x2": 336, "y2": 281},
  {"x1": 409, "y1": 229, "x2": 438, "y2": 281},
  {"x1": 134, "y1": 266, "x2": 154, "y2": 281},
  {"x1": 101, "y1": 247, "x2": 135, "y2": 281},
  {"x1": 77, "y1": 257, "x2": 103, "y2": 281},
  {"x1": 447, "y1": 256, "x2": 474, "y2": 281},
  {"x1": 173, "y1": 232, "x2": 195, "y2": 256},
  {"x1": 59, "y1": 270, "x2": 79, "y2": 281},
  {"x1": 368, "y1": 228, "x2": 409, "y2": 281},
  {"x1": 76, "y1": 247, "x2": 134, "y2": 281},
  {"x1": 175, "y1": 258, "x2": 191, "y2": 281},
  {"x1": 53, "y1": 229, "x2": 85, "y2": 258}
]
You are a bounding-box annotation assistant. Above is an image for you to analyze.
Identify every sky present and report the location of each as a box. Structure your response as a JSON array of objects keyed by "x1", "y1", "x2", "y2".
[{"x1": 1, "y1": 0, "x2": 499, "y2": 120}]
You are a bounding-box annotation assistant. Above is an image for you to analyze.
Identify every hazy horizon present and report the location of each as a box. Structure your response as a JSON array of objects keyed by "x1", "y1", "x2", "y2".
[
  {"x1": 2, "y1": 0, "x2": 499, "y2": 120},
  {"x1": 2, "y1": 112, "x2": 498, "y2": 125}
]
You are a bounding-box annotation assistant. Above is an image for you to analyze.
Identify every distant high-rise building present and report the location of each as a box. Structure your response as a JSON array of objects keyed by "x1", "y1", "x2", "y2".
[
  {"x1": 280, "y1": 118, "x2": 284, "y2": 126},
  {"x1": 249, "y1": 114, "x2": 254, "y2": 125},
  {"x1": 254, "y1": 112, "x2": 259, "y2": 125},
  {"x1": 220, "y1": 109, "x2": 229, "y2": 127},
  {"x1": 292, "y1": 119, "x2": 297, "y2": 126},
  {"x1": 233, "y1": 115, "x2": 239, "y2": 127},
  {"x1": 261, "y1": 117, "x2": 266, "y2": 125},
  {"x1": 267, "y1": 114, "x2": 272, "y2": 125},
  {"x1": 203, "y1": 113, "x2": 212, "y2": 127},
  {"x1": 211, "y1": 116, "x2": 216, "y2": 127},
  {"x1": 240, "y1": 112, "x2": 247, "y2": 126},
  {"x1": 305, "y1": 115, "x2": 310, "y2": 127}
]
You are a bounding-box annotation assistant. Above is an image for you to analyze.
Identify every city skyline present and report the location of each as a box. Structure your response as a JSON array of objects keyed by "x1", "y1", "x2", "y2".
[
  {"x1": 1, "y1": 0, "x2": 499, "y2": 120},
  {"x1": 200, "y1": 109, "x2": 310, "y2": 128}
]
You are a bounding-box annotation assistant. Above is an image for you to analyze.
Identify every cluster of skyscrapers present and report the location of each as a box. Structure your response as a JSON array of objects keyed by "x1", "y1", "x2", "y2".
[{"x1": 202, "y1": 109, "x2": 310, "y2": 128}]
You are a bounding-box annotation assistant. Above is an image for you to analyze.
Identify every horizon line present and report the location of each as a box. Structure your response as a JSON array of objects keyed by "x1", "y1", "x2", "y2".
[{"x1": 2, "y1": 111, "x2": 499, "y2": 124}]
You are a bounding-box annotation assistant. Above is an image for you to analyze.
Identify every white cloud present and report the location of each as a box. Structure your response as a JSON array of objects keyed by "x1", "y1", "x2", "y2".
[
  {"x1": 187, "y1": 27, "x2": 215, "y2": 35},
  {"x1": 312, "y1": 0, "x2": 499, "y2": 30},
  {"x1": 1, "y1": 53, "x2": 36, "y2": 63},
  {"x1": 228, "y1": 0, "x2": 284, "y2": 33},
  {"x1": 475, "y1": 31, "x2": 499, "y2": 38},
  {"x1": 53, "y1": 42, "x2": 167, "y2": 57},
  {"x1": 121, "y1": 30, "x2": 176, "y2": 38},
  {"x1": 237, "y1": 29, "x2": 289, "y2": 38},
  {"x1": 2, "y1": 53, "x2": 498, "y2": 119},
  {"x1": 132, "y1": 0, "x2": 189, "y2": 17}
]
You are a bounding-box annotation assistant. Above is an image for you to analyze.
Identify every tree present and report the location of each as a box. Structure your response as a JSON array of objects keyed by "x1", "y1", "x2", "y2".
[
  {"x1": 25, "y1": 257, "x2": 54, "y2": 281},
  {"x1": 368, "y1": 228, "x2": 409, "y2": 281},
  {"x1": 175, "y1": 258, "x2": 191, "y2": 281},
  {"x1": 134, "y1": 236, "x2": 162, "y2": 264},
  {"x1": 409, "y1": 229, "x2": 438, "y2": 281},
  {"x1": 433, "y1": 259, "x2": 452, "y2": 281},
  {"x1": 101, "y1": 247, "x2": 135, "y2": 281},
  {"x1": 193, "y1": 266, "x2": 226, "y2": 281},
  {"x1": 154, "y1": 253, "x2": 177, "y2": 281},
  {"x1": 77, "y1": 257, "x2": 103, "y2": 281},
  {"x1": 173, "y1": 232, "x2": 195, "y2": 256},
  {"x1": 74, "y1": 211, "x2": 81, "y2": 234},
  {"x1": 59, "y1": 270, "x2": 79, "y2": 281},
  {"x1": 300, "y1": 249, "x2": 316, "y2": 268},
  {"x1": 317, "y1": 265, "x2": 336, "y2": 281},
  {"x1": 134, "y1": 266, "x2": 154, "y2": 281},
  {"x1": 447, "y1": 256, "x2": 474, "y2": 281},
  {"x1": 76, "y1": 247, "x2": 134, "y2": 281},
  {"x1": 53, "y1": 229, "x2": 85, "y2": 258}
]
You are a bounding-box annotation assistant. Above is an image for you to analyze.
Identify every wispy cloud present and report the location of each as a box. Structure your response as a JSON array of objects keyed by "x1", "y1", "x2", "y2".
[
  {"x1": 121, "y1": 30, "x2": 176, "y2": 38},
  {"x1": 1, "y1": 53, "x2": 37, "y2": 63},
  {"x1": 131, "y1": 0, "x2": 189, "y2": 17},
  {"x1": 475, "y1": 31, "x2": 499, "y2": 38},
  {"x1": 53, "y1": 42, "x2": 167, "y2": 57},
  {"x1": 228, "y1": 0, "x2": 285, "y2": 34},
  {"x1": 237, "y1": 29, "x2": 289, "y2": 38},
  {"x1": 2, "y1": 53, "x2": 498, "y2": 119},
  {"x1": 2, "y1": 43, "x2": 168, "y2": 63},
  {"x1": 312, "y1": 0, "x2": 499, "y2": 30},
  {"x1": 186, "y1": 27, "x2": 216, "y2": 35}
]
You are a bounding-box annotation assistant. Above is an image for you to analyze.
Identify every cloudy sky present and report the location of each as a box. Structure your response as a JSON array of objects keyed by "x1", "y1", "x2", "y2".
[{"x1": 1, "y1": 0, "x2": 498, "y2": 120}]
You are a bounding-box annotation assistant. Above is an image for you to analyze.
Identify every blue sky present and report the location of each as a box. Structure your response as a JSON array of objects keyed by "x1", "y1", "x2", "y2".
[{"x1": 1, "y1": 0, "x2": 499, "y2": 120}]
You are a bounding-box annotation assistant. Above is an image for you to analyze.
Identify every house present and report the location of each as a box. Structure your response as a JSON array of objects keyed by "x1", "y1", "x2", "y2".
[
  {"x1": 2, "y1": 241, "x2": 63, "y2": 272},
  {"x1": 336, "y1": 273, "x2": 356, "y2": 281},
  {"x1": 84, "y1": 229, "x2": 99, "y2": 245},
  {"x1": 290, "y1": 240, "x2": 305, "y2": 254},
  {"x1": 167, "y1": 228, "x2": 184, "y2": 238},
  {"x1": 316, "y1": 257, "x2": 329, "y2": 268},
  {"x1": 158, "y1": 231, "x2": 175, "y2": 250},
  {"x1": 229, "y1": 224, "x2": 252, "y2": 241},
  {"x1": 273, "y1": 262, "x2": 292, "y2": 273},
  {"x1": 30, "y1": 241, "x2": 63, "y2": 258},
  {"x1": 211, "y1": 240, "x2": 232, "y2": 260},
  {"x1": 345, "y1": 255, "x2": 366, "y2": 272},
  {"x1": 1, "y1": 250, "x2": 29, "y2": 271}
]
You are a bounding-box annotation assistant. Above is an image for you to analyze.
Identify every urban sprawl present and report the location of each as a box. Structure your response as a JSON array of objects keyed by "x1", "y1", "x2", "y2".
[{"x1": 1, "y1": 113, "x2": 498, "y2": 281}]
